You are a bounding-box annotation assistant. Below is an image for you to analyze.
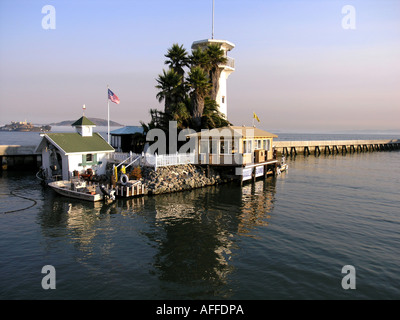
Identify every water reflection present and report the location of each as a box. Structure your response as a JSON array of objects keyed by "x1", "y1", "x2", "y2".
[
  {"x1": 238, "y1": 178, "x2": 277, "y2": 237},
  {"x1": 36, "y1": 177, "x2": 278, "y2": 299},
  {"x1": 38, "y1": 191, "x2": 141, "y2": 261},
  {"x1": 145, "y1": 178, "x2": 278, "y2": 298}
]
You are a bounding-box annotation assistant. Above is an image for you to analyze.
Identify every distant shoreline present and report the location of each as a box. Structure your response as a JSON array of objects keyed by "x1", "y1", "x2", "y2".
[{"x1": 49, "y1": 118, "x2": 123, "y2": 127}]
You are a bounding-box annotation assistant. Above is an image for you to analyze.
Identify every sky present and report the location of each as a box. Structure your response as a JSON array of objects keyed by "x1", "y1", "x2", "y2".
[{"x1": 0, "y1": 0, "x2": 399, "y2": 132}]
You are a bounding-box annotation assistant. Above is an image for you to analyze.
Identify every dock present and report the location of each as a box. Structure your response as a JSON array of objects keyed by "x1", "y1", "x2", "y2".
[
  {"x1": 114, "y1": 181, "x2": 147, "y2": 198},
  {"x1": 0, "y1": 145, "x2": 41, "y2": 170},
  {"x1": 274, "y1": 139, "x2": 400, "y2": 156}
]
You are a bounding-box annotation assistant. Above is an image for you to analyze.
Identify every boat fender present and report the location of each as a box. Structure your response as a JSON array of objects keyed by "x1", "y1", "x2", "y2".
[{"x1": 120, "y1": 174, "x2": 129, "y2": 186}]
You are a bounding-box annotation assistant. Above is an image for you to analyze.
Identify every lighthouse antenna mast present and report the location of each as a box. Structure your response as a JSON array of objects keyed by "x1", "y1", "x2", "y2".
[{"x1": 212, "y1": 0, "x2": 214, "y2": 39}]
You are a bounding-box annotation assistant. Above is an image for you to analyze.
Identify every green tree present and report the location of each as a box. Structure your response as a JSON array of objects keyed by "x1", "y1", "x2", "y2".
[
  {"x1": 189, "y1": 47, "x2": 210, "y2": 71},
  {"x1": 169, "y1": 99, "x2": 192, "y2": 130},
  {"x1": 202, "y1": 97, "x2": 231, "y2": 129},
  {"x1": 155, "y1": 69, "x2": 184, "y2": 115},
  {"x1": 187, "y1": 66, "x2": 212, "y2": 129},
  {"x1": 151, "y1": 43, "x2": 229, "y2": 135},
  {"x1": 205, "y1": 44, "x2": 228, "y2": 101},
  {"x1": 164, "y1": 43, "x2": 190, "y2": 77}
]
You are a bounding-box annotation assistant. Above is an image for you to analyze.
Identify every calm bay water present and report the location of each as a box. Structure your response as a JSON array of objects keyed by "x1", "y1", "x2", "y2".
[{"x1": 0, "y1": 131, "x2": 399, "y2": 300}]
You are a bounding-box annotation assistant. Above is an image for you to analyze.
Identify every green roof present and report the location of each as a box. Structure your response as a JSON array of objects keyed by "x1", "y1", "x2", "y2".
[
  {"x1": 71, "y1": 116, "x2": 96, "y2": 126},
  {"x1": 44, "y1": 132, "x2": 114, "y2": 154}
]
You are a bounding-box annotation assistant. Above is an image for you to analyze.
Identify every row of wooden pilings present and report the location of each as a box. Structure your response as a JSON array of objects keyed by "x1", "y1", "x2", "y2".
[{"x1": 274, "y1": 140, "x2": 400, "y2": 157}]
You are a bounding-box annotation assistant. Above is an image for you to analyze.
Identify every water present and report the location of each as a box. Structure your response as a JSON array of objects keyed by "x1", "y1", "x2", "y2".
[
  {"x1": 0, "y1": 126, "x2": 123, "y2": 147},
  {"x1": 0, "y1": 132, "x2": 399, "y2": 300}
]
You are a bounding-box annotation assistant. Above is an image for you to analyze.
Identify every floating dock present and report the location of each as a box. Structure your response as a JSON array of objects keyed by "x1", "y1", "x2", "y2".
[{"x1": 114, "y1": 181, "x2": 147, "y2": 198}]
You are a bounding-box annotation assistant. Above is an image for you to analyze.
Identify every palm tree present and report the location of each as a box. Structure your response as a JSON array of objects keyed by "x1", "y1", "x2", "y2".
[
  {"x1": 205, "y1": 44, "x2": 228, "y2": 101},
  {"x1": 202, "y1": 97, "x2": 231, "y2": 129},
  {"x1": 155, "y1": 69, "x2": 184, "y2": 115},
  {"x1": 187, "y1": 66, "x2": 211, "y2": 129},
  {"x1": 164, "y1": 43, "x2": 190, "y2": 77},
  {"x1": 168, "y1": 98, "x2": 192, "y2": 130},
  {"x1": 189, "y1": 47, "x2": 210, "y2": 71}
]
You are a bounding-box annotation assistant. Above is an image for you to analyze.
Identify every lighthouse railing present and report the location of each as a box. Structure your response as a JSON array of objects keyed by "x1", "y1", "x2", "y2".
[{"x1": 224, "y1": 56, "x2": 235, "y2": 69}]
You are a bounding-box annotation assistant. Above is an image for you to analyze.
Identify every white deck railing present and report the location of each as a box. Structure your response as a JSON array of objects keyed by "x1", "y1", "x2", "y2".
[
  {"x1": 110, "y1": 152, "x2": 196, "y2": 170},
  {"x1": 153, "y1": 152, "x2": 196, "y2": 168}
]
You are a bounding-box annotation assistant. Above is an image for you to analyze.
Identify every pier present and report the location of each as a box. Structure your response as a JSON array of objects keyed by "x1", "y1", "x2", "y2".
[
  {"x1": 0, "y1": 145, "x2": 41, "y2": 170},
  {"x1": 274, "y1": 139, "x2": 400, "y2": 156}
]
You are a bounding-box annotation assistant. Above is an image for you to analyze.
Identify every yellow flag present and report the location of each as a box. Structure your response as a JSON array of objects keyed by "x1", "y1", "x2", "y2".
[{"x1": 253, "y1": 112, "x2": 260, "y2": 122}]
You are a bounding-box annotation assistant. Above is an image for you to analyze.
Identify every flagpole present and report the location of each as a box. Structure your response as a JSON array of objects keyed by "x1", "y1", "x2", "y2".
[
  {"x1": 212, "y1": 0, "x2": 214, "y2": 39},
  {"x1": 107, "y1": 85, "x2": 110, "y2": 144}
]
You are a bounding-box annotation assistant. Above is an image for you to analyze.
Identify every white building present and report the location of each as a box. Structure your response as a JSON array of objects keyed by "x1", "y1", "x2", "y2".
[
  {"x1": 35, "y1": 116, "x2": 114, "y2": 181},
  {"x1": 191, "y1": 39, "x2": 235, "y2": 118}
]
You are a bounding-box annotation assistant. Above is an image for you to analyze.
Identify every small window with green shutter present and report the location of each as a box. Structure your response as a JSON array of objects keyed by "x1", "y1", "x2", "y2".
[{"x1": 81, "y1": 153, "x2": 97, "y2": 166}]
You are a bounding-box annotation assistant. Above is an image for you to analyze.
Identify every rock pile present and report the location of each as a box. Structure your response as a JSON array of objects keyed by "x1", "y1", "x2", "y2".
[{"x1": 141, "y1": 164, "x2": 230, "y2": 195}]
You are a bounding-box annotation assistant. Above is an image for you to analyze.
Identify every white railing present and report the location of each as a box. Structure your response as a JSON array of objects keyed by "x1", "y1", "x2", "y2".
[
  {"x1": 111, "y1": 152, "x2": 131, "y2": 161},
  {"x1": 222, "y1": 56, "x2": 235, "y2": 69},
  {"x1": 110, "y1": 151, "x2": 196, "y2": 170},
  {"x1": 154, "y1": 152, "x2": 196, "y2": 168}
]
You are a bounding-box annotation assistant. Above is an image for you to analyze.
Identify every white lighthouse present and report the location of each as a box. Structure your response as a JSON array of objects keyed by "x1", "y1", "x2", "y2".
[{"x1": 191, "y1": 39, "x2": 235, "y2": 119}]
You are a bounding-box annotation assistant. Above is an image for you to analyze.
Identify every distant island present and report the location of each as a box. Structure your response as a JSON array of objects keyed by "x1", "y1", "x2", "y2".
[
  {"x1": 50, "y1": 118, "x2": 123, "y2": 127},
  {"x1": 0, "y1": 121, "x2": 51, "y2": 132}
]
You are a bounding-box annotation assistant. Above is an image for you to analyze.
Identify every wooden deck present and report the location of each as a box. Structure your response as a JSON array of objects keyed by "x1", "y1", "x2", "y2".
[{"x1": 114, "y1": 181, "x2": 147, "y2": 198}]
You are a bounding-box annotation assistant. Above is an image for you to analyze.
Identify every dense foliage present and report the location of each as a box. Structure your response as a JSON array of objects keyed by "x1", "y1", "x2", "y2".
[{"x1": 141, "y1": 43, "x2": 231, "y2": 135}]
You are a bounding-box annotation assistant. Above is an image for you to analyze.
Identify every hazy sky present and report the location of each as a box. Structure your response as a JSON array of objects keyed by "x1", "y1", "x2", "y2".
[{"x1": 0, "y1": 0, "x2": 399, "y2": 132}]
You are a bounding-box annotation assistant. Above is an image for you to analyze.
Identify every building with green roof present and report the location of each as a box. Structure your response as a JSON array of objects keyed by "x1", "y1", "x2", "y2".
[{"x1": 36, "y1": 116, "x2": 115, "y2": 181}]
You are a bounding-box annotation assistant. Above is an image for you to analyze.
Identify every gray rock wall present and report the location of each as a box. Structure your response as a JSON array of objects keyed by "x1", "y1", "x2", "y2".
[{"x1": 141, "y1": 164, "x2": 230, "y2": 195}]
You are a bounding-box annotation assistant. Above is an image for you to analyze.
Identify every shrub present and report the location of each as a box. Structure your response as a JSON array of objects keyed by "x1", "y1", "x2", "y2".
[{"x1": 130, "y1": 166, "x2": 142, "y2": 180}]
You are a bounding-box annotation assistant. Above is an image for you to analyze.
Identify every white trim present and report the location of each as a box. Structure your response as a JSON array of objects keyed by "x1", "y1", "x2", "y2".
[{"x1": 64, "y1": 150, "x2": 115, "y2": 156}]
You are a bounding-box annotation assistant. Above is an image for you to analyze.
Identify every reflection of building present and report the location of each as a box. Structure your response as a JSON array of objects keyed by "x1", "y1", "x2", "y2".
[
  {"x1": 147, "y1": 179, "x2": 277, "y2": 295},
  {"x1": 150, "y1": 187, "x2": 236, "y2": 293},
  {"x1": 36, "y1": 116, "x2": 114, "y2": 181},
  {"x1": 238, "y1": 179, "x2": 277, "y2": 237}
]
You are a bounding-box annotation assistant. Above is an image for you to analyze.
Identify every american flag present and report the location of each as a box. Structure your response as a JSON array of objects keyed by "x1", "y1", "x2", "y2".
[{"x1": 108, "y1": 89, "x2": 120, "y2": 104}]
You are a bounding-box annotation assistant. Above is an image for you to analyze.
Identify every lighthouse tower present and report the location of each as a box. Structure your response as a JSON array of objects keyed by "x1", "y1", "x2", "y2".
[{"x1": 191, "y1": 39, "x2": 235, "y2": 119}]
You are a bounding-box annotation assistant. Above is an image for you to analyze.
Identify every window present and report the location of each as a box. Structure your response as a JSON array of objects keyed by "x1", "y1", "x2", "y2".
[
  {"x1": 80, "y1": 153, "x2": 97, "y2": 166},
  {"x1": 210, "y1": 139, "x2": 218, "y2": 154},
  {"x1": 222, "y1": 96, "x2": 225, "y2": 104},
  {"x1": 200, "y1": 140, "x2": 208, "y2": 154},
  {"x1": 263, "y1": 139, "x2": 270, "y2": 151},
  {"x1": 247, "y1": 140, "x2": 252, "y2": 153},
  {"x1": 243, "y1": 140, "x2": 252, "y2": 154},
  {"x1": 220, "y1": 139, "x2": 231, "y2": 154}
]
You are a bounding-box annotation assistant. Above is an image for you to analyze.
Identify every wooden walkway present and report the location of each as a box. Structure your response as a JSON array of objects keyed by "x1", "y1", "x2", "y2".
[{"x1": 274, "y1": 139, "x2": 400, "y2": 156}]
